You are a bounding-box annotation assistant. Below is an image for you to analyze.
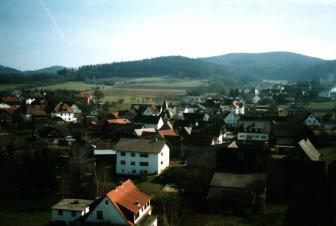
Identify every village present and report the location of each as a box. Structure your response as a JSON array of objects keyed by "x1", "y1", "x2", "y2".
[{"x1": 0, "y1": 80, "x2": 335, "y2": 226}]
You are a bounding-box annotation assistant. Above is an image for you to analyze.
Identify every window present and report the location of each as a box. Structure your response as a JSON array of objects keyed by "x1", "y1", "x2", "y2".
[
  {"x1": 58, "y1": 209, "x2": 63, "y2": 216},
  {"x1": 132, "y1": 170, "x2": 136, "y2": 174},
  {"x1": 131, "y1": 153, "x2": 135, "y2": 157},
  {"x1": 120, "y1": 160, "x2": 126, "y2": 165},
  {"x1": 131, "y1": 161, "x2": 135, "y2": 166},
  {"x1": 120, "y1": 152, "x2": 126, "y2": 156},
  {"x1": 161, "y1": 161, "x2": 163, "y2": 165},
  {"x1": 96, "y1": 211, "x2": 103, "y2": 220},
  {"x1": 140, "y1": 162, "x2": 149, "y2": 166},
  {"x1": 71, "y1": 211, "x2": 76, "y2": 217},
  {"x1": 140, "y1": 153, "x2": 148, "y2": 158},
  {"x1": 105, "y1": 200, "x2": 108, "y2": 205},
  {"x1": 161, "y1": 152, "x2": 163, "y2": 156}
]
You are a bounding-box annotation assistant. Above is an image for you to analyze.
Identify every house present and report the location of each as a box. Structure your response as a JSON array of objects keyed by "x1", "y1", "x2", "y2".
[
  {"x1": 93, "y1": 140, "x2": 116, "y2": 168},
  {"x1": 207, "y1": 172, "x2": 266, "y2": 212},
  {"x1": 71, "y1": 104, "x2": 82, "y2": 114},
  {"x1": 0, "y1": 96, "x2": 20, "y2": 108},
  {"x1": 85, "y1": 179, "x2": 157, "y2": 226},
  {"x1": 142, "y1": 105, "x2": 162, "y2": 116},
  {"x1": 301, "y1": 112, "x2": 321, "y2": 128},
  {"x1": 115, "y1": 138, "x2": 170, "y2": 175},
  {"x1": 26, "y1": 104, "x2": 48, "y2": 124},
  {"x1": 133, "y1": 115, "x2": 164, "y2": 130},
  {"x1": 51, "y1": 102, "x2": 77, "y2": 123},
  {"x1": 74, "y1": 91, "x2": 94, "y2": 104},
  {"x1": 237, "y1": 117, "x2": 271, "y2": 143},
  {"x1": 51, "y1": 198, "x2": 94, "y2": 225},
  {"x1": 223, "y1": 111, "x2": 238, "y2": 128}
]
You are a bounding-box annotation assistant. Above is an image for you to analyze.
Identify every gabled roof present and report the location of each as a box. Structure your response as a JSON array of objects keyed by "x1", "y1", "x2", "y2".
[
  {"x1": 298, "y1": 139, "x2": 321, "y2": 161},
  {"x1": 52, "y1": 199, "x2": 94, "y2": 211},
  {"x1": 210, "y1": 172, "x2": 266, "y2": 189},
  {"x1": 106, "y1": 179, "x2": 150, "y2": 214},
  {"x1": 74, "y1": 91, "x2": 92, "y2": 98},
  {"x1": 116, "y1": 138, "x2": 166, "y2": 154},
  {"x1": 54, "y1": 102, "x2": 73, "y2": 113},
  {"x1": 134, "y1": 115, "x2": 161, "y2": 124}
]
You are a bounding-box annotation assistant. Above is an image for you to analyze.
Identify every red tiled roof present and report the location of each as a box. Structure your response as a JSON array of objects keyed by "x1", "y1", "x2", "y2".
[
  {"x1": 54, "y1": 102, "x2": 73, "y2": 113},
  {"x1": 1, "y1": 96, "x2": 18, "y2": 103},
  {"x1": 112, "y1": 112, "x2": 120, "y2": 119},
  {"x1": 74, "y1": 92, "x2": 92, "y2": 98},
  {"x1": 95, "y1": 140, "x2": 114, "y2": 149},
  {"x1": 158, "y1": 129, "x2": 177, "y2": 137},
  {"x1": 106, "y1": 180, "x2": 150, "y2": 214},
  {"x1": 107, "y1": 118, "x2": 130, "y2": 124}
]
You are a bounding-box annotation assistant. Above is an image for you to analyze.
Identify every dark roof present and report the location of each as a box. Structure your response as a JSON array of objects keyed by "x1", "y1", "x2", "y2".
[
  {"x1": 115, "y1": 138, "x2": 166, "y2": 153},
  {"x1": 134, "y1": 115, "x2": 161, "y2": 124},
  {"x1": 210, "y1": 172, "x2": 266, "y2": 189},
  {"x1": 52, "y1": 199, "x2": 94, "y2": 211}
]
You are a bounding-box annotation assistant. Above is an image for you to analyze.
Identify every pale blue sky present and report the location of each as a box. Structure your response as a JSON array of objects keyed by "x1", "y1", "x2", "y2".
[{"x1": 0, "y1": 0, "x2": 336, "y2": 70}]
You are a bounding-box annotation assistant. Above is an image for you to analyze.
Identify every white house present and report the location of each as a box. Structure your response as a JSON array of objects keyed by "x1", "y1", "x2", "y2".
[
  {"x1": 51, "y1": 199, "x2": 93, "y2": 225},
  {"x1": 71, "y1": 104, "x2": 82, "y2": 114},
  {"x1": 115, "y1": 138, "x2": 170, "y2": 175},
  {"x1": 223, "y1": 111, "x2": 238, "y2": 127},
  {"x1": 85, "y1": 179, "x2": 157, "y2": 226},
  {"x1": 303, "y1": 113, "x2": 321, "y2": 128},
  {"x1": 51, "y1": 102, "x2": 77, "y2": 122}
]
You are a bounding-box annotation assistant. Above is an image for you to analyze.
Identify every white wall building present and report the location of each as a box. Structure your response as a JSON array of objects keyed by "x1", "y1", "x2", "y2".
[
  {"x1": 115, "y1": 138, "x2": 170, "y2": 175},
  {"x1": 51, "y1": 199, "x2": 93, "y2": 225},
  {"x1": 85, "y1": 179, "x2": 157, "y2": 226},
  {"x1": 304, "y1": 114, "x2": 321, "y2": 128}
]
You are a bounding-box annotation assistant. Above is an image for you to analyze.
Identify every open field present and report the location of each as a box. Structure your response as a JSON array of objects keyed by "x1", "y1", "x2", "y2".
[
  {"x1": 34, "y1": 82, "x2": 106, "y2": 91},
  {"x1": 308, "y1": 101, "x2": 335, "y2": 111}
]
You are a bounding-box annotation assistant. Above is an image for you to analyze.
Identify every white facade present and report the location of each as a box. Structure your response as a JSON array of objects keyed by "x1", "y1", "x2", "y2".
[
  {"x1": 116, "y1": 144, "x2": 170, "y2": 175},
  {"x1": 51, "y1": 112, "x2": 77, "y2": 122},
  {"x1": 85, "y1": 197, "x2": 128, "y2": 225},
  {"x1": 237, "y1": 132, "x2": 269, "y2": 142},
  {"x1": 51, "y1": 207, "x2": 89, "y2": 225},
  {"x1": 224, "y1": 112, "x2": 238, "y2": 127},
  {"x1": 304, "y1": 115, "x2": 321, "y2": 128},
  {"x1": 0, "y1": 103, "x2": 10, "y2": 109}
]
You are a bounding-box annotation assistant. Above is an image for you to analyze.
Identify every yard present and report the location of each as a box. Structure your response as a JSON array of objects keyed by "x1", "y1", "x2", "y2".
[{"x1": 0, "y1": 196, "x2": 59, "y2": 226}]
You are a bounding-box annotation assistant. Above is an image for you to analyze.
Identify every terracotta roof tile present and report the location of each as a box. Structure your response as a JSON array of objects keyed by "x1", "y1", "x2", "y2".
[
  {"x1": 107, "y1": 118, "x2": 130, "y2": 124},
  {"x1": 106, "y1": 180, "x2": 150, "y2": 214}
]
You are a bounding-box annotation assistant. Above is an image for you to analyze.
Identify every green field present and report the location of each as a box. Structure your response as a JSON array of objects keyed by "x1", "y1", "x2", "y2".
[
  {"x1": 308, "y1": 101, "x2": 335, "y2": 111},
  {"x1": 34, "y1": 82, "x2": 106, "y2": 91}
]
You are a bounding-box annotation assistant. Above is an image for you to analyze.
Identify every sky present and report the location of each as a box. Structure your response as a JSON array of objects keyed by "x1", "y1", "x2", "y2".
[{"x1": 0, "y1": 0, "x2": 336, "y2": 70}]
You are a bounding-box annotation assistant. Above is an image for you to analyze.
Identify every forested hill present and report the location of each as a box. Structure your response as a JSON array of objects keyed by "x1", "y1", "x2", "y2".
[
  {"x1": 201, "y1": 52, "x2": 325, "y2": 80},
  {"x1": 299, "y1": 60, "x2": 336, "y2": 80},
  {"x1": 75, "y1": 56, "x2": 249, "y2": 81},
  {"x1": 0, "y1": 65, "x2": 22, "y2": 74}
]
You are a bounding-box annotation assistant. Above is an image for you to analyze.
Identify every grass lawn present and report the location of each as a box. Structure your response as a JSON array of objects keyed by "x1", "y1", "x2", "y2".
[
  {"x1": 0, "y1": 196, "x2": 59, "y2": 226},
  {"x1": 308, "y1": 101, "x2": 335, "y2": 111}
]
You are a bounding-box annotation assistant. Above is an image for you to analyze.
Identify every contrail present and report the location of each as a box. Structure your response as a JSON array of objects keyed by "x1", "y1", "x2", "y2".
[{"x1": 39, "y1": 0, "x2": 64, "y2": 38}]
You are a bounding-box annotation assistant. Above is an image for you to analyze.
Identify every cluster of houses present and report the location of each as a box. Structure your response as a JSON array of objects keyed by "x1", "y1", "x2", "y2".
[{"x1": 0, "y1": 87, "x2": 335, "y2": 224}]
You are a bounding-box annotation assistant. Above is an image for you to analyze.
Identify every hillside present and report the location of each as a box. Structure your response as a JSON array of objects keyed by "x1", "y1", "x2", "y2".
[
  {"x1": 0, "y1": 65, "x2": 22, "y2": 74},
  {"x1": 75, "y1": 56, "x2": 250, "y2": 82},
  {"x1": 300, "y1": 60, "x2": 336, "y2": 80},
  {"x1": 200, "y1": 52, "x2": 325, "y2": 80},
  {"x1": 24, "y1": 66, "x2": 66, "y2": 75}
]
